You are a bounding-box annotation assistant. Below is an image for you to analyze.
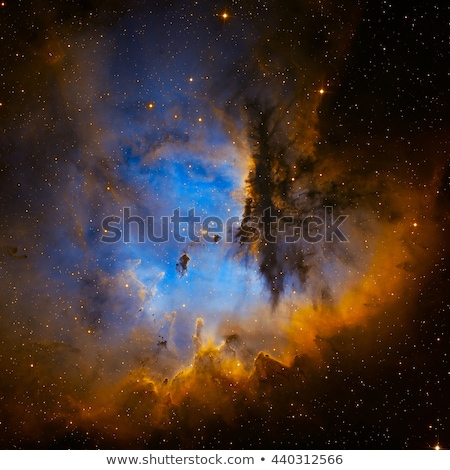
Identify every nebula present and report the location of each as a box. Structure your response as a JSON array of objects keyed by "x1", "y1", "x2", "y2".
[{"x1": 0, "y1": 0, "x2": 448, "y2": 449}]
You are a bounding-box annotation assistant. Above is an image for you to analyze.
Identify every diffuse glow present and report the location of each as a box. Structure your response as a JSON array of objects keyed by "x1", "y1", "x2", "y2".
[{"x1": 0, "y1": 0, "x2": 447, "y2": 450}]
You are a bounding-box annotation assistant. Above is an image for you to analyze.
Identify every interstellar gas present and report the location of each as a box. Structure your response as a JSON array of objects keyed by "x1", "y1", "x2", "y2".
[{"x1": 0, "y1": 0, "x2": 448, "y2": 449}]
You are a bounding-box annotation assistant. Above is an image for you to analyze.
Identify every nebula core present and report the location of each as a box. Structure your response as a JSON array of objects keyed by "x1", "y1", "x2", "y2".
[{"x1": 0, "y1": 0, "x2": 448, "y2": 449}]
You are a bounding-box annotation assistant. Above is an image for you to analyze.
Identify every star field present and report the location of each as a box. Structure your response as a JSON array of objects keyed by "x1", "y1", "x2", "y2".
[{"x1": 0, "y1": 0, "x2": 448, "y2": 450}]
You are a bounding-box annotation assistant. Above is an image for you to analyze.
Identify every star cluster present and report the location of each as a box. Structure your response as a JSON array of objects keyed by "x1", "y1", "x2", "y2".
[{"x1": 0, "y1": 0, "x2": 448, "y2": 450}]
